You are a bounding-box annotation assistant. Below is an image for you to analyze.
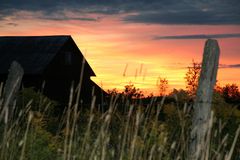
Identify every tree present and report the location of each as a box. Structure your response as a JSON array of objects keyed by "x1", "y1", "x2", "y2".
[
  {"x1": 221, "y1": 83, "x2": 240, "y2": 104},
  {"x1": 169, "y1": 88, "x2": 189, "y2": 102},
  {"x1": 123, "y1": 83, "x2": 143, "y2": 99},
  {"x1": 214, "y1": 81, "x2": 222, "y2": 93},
  {"x1": 107, "y1": 88, "x2": 119, "y2": 96},
  {"x1": 157, "y1": 77, "x2": 168, "y2": 96},
  {"x1": 184, "y1": 60, "x2": 201, "y2": 98}
]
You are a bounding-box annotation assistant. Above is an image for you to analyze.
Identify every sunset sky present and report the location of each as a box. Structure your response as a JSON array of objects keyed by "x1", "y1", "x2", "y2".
[{"x1": 0, "y1": 0, "x2": 240, "y2": 95}]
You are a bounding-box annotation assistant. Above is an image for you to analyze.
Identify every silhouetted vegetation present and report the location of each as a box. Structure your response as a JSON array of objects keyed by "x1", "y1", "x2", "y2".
[{"x1": 0, "y1": 61, "x2": 240, "y2": 160}]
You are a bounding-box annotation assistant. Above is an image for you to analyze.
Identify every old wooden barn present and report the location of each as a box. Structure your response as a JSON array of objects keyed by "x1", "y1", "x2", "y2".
[{"x1": 0, "y1": 35, "x2": 105, "y2": 106}]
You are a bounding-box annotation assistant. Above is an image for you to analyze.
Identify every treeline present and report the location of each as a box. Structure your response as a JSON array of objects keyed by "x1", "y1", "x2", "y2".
[{"x1": 107, "y1": 60, "x2": 240, "y2": 107}]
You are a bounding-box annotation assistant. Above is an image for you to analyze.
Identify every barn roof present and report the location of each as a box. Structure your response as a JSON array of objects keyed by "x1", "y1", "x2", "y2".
[{"x1": 0, "y1": 35, "x2": 95, "y2": 76}]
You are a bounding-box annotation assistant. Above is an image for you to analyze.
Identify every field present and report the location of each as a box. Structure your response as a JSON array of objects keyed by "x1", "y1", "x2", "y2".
[{"x1": 0, "y1": 80, "x2": 240, "y2": 160}]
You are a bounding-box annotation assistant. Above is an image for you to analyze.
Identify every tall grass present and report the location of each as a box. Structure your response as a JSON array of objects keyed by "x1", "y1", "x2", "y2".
[{"x1": 0, "y1": 80, "x2": 240, "y2": 160}]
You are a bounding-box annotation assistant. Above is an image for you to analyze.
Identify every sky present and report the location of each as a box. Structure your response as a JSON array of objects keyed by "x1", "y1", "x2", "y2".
[{"x1": 0, "y1": 0, "x2": 240, "y2": 95}]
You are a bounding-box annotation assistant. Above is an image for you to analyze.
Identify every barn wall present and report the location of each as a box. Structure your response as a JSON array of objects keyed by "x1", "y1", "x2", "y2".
[{"x1": 42, "y1": 39, "x2": 96, "y2": 105}]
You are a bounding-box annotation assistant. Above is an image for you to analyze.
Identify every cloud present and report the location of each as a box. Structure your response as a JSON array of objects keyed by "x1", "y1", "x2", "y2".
[
  {"x1": 39, "y1": 13, "x2": 99, "y2": 22},
  {"x1": 49, "y1": 17, "x2": 98, "y2": 21},
  {"x1": 0, "y1": 9, "x2": 99, "y2": 22},
  {"x1": 0, "y1": 0, "x2": 239, "y2": 25},
  {"x1": 153, "y1": 33, "x2": 240, "y2": 40},
  {"x1": 123, "y1": 0, "x2": 240, "y2": 25},
  {"x1": 124, "y1": 11, "x2": 240, "y2": 25},
  {"x1": 6, "y1": 22, "x2": 18, "y2": 26},
  {"x1": 219, "y1": 64, "x2": 240, "y2": 69}
]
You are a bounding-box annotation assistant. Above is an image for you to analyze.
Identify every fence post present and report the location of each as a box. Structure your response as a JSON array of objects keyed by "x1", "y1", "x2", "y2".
[
  {"x1": 189, "y1": 39, "x2": 220, "y2": 159},
  {"x1": 0, "y1": 61, "x2": 24, "y2": 122}
]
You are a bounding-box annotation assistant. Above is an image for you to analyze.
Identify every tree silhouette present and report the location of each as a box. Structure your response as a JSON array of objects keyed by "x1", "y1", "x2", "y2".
[
  {"x1": 184, "y1": 60, "x2": 201, "y2": 98},
  {"x1": 222, "y1": 83, "x2": 240, "y2": 103},
  {"x1": 158, "y1": 77, "x2": 168, "y2": 96},
  {"x1": 123, "y1": 83, "x2": 143, "y2": 99},
  {"x1": 107, "y1": 88, "x2": 119, "y2": 96}
]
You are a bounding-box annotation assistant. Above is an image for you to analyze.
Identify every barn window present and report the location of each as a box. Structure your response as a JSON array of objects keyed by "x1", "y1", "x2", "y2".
[{"x1": 64, "y1": 52, "x2": 72, "y2": 65}]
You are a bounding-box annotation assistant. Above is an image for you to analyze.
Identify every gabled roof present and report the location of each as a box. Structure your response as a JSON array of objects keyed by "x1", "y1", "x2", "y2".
[{"x1": 0, "y1": 35, "x2": 95, "y2": 76}]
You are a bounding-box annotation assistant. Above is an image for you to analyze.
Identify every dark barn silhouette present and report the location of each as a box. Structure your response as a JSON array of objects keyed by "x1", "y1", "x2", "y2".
[{"x1": 0, "y1": 35, "x2": 106, "y2": 106}]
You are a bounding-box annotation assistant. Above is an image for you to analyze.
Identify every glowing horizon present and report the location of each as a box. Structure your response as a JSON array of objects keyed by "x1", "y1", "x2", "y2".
[{"x1": 0, "y1": 1, "x2": 240, "y2": 95}]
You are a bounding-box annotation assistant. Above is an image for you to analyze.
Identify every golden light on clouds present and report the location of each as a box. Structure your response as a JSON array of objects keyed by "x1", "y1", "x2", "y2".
[{"x1": 1, "y1": 11, "x2": 240, "y2": 95}]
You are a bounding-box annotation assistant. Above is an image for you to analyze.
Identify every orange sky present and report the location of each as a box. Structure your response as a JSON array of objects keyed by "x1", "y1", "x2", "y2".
[{"x1": 0, "y1": 11, "x2": 240, "y2": 95}]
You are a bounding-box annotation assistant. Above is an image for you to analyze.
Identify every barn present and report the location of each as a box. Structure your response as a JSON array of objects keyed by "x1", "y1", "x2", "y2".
[{"x1": 0, "y1": 35, "x2": 106, "y2": 106}]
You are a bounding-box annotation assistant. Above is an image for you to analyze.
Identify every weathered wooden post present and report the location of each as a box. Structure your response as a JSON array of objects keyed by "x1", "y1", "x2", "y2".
[
  {"x1": 0, "y1": 61, "x2": 24, "y2": 122},
  {"x1": 189, "y1": 39, "x2": 220, "y2": 159}
]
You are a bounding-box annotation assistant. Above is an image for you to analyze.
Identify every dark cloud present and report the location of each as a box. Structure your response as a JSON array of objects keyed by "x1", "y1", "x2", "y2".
[
  {"x1": 38, "y1": 12, "x2": 99, "y2": 21},
  {"x1": 153, "y1": 33, "x2": 240, "y2": 40},
  {"x1": 124, "y1": 11, "x2": 240, "y2": 25},
  {"x1": 219, "y1": 64, "x2": 240, "y2": 69},
  {"x1": 123, "y1": 0, "x2": 240, "y2": 25},
  {"x1": 6, "y1": 22, "x2": 18, "y2": 26},
  {"x1": 0, "y1": 0, "x2": 239, "y2": 25},
  {"x1": 38, "y1": 16, "x2": 98, "y2": 22},
  {"x1": 0, "y1": 8, "x2": 99, "y2": 22}
]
